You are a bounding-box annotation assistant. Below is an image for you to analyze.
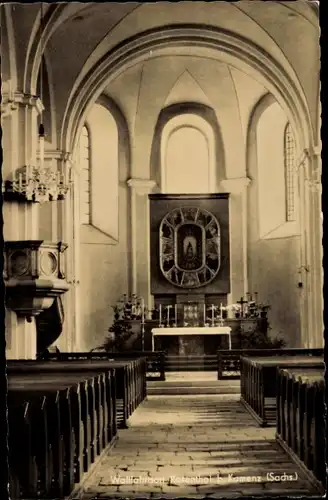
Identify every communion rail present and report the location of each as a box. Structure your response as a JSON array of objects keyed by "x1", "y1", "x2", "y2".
[
  {"x1": 276, "y1": 368, "x2": 325, "y2": 494},
  {"x1": 217, "y1": 348, "x2": 324, "y2": 380},
  {"x1": 39, "y1": 350, "x2": 166, "y2": 381},
  {"x1": 7, "y1": 358, "x2": 147, "y2": 499}
]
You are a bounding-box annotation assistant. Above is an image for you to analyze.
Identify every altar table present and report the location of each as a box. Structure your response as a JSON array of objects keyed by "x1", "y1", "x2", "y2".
[{"x1": 151, "y1": 326, "x2": 232, "y2": 351}]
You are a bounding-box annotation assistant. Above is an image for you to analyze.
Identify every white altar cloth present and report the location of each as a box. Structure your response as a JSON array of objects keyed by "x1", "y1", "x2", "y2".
[{"x1": 151, "y1": 326, "x2": 232, "y2": 351}]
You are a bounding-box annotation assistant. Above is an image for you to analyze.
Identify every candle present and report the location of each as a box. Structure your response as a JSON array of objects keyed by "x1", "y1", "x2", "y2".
[
  {"x1": 159, "y1": 304, "x2": 162, "y2": 325},
  {"x1": 39, "y1": 136, "x2": 45, "y2": 169},
  {"x1": 175, "y1": 304, "x2": 177, "y2": 324},
  {"x1": 141, "y1": 298, "x2": 145, "y2": 323},
  {"x1": 203, "y1": 304, "x2": 206, "y2": 324},
  {"x1": 220, "y1": 303, "x2": 223, "y2": 319},
  {"x1": 167, "y1": 305, "x2": 172, "y2": 326},
  {"x1": 211, "y1": 304, "x2": 215, "y2": 327}
]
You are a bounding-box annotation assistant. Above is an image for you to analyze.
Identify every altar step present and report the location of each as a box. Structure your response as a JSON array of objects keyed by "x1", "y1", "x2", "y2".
[
  {"x1": 165, "y1": 354, "x2": 217, "y2": 371},
  {"x1": 147, "y1": 374, "x2": 240, "y2": 395}
]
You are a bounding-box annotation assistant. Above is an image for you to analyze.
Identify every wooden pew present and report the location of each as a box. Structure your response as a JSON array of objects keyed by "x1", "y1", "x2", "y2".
[
  {"x1": 276, "y1": 368, "x2": 325, "y2": 493},
  {"x1": 240, "y1": 355, "x2": 324, "y2": 426},
  {"x1": 217, "y1": 348, "x2": 324, "y2": 380},
  {"x1": 8, "y1": 399, "x2": 40, "y2": 499},
  {"x1": 8, "y1": 362, "x2": 117, "y2": 448},
  {"x1": 41, "y1": 350, "x2": 166, "y2": 381},
  {"x1": 8, "y1": 374, "x2": 99, "y2": 497},
  {"x1": 7, "y1": 357, "x2": 146, "y2": 499},
  {"x1": 31, "y1": 357, "x2": 146, "y2": 425}
]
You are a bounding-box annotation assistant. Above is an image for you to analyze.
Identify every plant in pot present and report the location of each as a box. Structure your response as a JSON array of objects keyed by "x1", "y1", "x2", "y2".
[
  {"x1": 100, "y1": 319, "x2": 133, "y2": 352},
  {"x1": 240, "y1": 324, "x2": 286, "y2": 349}
]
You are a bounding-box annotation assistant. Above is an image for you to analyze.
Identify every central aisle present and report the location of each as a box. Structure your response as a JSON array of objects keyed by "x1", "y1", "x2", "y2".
[{"x1": 75, "y1": 395, "x2": 319, "y2": 499}]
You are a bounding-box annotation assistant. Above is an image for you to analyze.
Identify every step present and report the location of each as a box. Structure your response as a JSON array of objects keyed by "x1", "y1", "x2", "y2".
[
  {"x1": 147, "y1": 386, "x2": 240, "y2": 395},
  {"x1": 147, "y1": 381, "x2": 240, "y2": 395},
  {"x1": 148, "y1": 380, "x2": 233, "y2": 387}
]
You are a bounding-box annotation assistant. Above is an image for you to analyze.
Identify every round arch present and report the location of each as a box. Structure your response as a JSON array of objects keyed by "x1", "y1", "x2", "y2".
[
  {"x1": 58, "y1": 25, "x2": 314, "y2": 159},
  {"x1": 150, "y1": 102, "x2": 224, "y2": 190}
]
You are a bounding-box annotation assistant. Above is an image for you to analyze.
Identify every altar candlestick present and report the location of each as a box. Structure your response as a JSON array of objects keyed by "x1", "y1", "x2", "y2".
[
  {"x1": 159, "y1": 304, "x2": 162, "y2": 325},
  {"x1": 211, "y1": 304, "x2": 215, "y2": 327},
  {"x1": 141, "y1": 298, "x2": 145, "y2": 323},
  {"x1": 174, "y1": 304, "x2": 177, "y2": 324},
  {"x1": 167, "y1": 305, "x2": 172, "y2": 326},
  {"x1": 220, "y1": 303, "x2": 223, "y2": 319}
]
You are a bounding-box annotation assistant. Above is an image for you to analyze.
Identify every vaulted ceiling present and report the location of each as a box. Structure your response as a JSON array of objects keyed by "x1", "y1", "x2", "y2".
[{"x1": 2, "y1": 1, "x2": 320, "y2": 149}]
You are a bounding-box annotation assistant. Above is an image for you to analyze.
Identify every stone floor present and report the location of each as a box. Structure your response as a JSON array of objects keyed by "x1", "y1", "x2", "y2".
[{"x1": 74, "y1": 394, "x2": 320, "y2": 499}]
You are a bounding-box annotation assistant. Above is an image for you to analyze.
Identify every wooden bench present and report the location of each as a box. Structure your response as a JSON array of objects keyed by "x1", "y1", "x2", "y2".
[
  {"x1": 7, "y1": 357, "x2": 147, "y2": 499},
  {"x1": 7, "y1": 357, "x2": 144, "y2": 499},
  {"x1": 41, "y1": 350, "x2": 166, "y2": 381},
  {"x1": 8, "y1": 358, "x2": 146, "y2": 427},
  {"x1": 240, "y1": 355, "x2": 324, "y2": 426},
  {"x1": 276, "y1": 368, "x2": 325, "y2": 493},
  {"x1": 8, "y1": 373, "x2": 100, "y2": 498},
  {"x1": 217, "y1": 348, "x2": 324, "y2": 380}
]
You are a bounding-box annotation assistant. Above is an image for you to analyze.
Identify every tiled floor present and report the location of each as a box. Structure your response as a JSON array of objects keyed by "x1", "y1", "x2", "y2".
[{"x1": 74, "y1": 394, "x2": 320, "y2": 499}]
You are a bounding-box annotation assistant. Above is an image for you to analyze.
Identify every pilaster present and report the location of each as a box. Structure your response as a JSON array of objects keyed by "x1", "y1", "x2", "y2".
[
  {"x1": 127, "y1": 178, "x2": 156, "y2": 310},
  {"x1": 220, "y1": 177, "x2": 251, "y2": 303},
  {"x1": 297, "y1": 146, "x2": 323, "y2": 348},
  {"x1": 306, "y1": 147, "x2": 323, "y2": 347}
]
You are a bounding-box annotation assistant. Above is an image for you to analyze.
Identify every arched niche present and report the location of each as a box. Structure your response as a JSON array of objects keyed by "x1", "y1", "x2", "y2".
[
  {"x1": 74, "y1": 95, "x2": 130, "y2": 244},
  {"x1": 247, "y1": 93, "x2": 299, "y2": 241},
  {"x1": 151, "y1": 103, "x2": 225, "y2": 190}
]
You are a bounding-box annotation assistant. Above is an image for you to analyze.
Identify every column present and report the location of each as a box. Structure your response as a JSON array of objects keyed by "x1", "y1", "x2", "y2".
[
  {"x1": 220, "y1": 177, "x2": 251, "y2": 303},
  {"x1": 2, "y1": 86, "x2": 43, "y2": 359},
  {"x1": 58, "y1": 152, "x2": 76, "y2": 351},
  {"x1": 127, "y1": 178, "x2": 156, "y2": 310}
]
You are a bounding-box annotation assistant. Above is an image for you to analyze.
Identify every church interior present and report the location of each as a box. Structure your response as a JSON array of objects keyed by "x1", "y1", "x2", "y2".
[{"x1": 2, "y1": 2, "x2": 324, "y2": 499}]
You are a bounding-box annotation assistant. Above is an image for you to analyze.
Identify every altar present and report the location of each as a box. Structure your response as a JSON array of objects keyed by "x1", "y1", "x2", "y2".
[{"x1": 151, "y1": 326, "x2": 232, "y2": 352}]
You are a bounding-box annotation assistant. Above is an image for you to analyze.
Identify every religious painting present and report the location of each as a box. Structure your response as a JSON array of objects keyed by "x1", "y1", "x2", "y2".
[{"x1": 159, "y1": 206, "x2": 220, "y2": 288}]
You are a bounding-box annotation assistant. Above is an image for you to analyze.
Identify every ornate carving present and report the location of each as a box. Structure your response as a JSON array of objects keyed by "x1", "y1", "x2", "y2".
[
  {"x1": 9, "y1": 250, "x2": 30, "y2": 277},
  {"x1": 40, "y1": 251, "x2": 57, "y2": 276},
  {"x1": 160, "y1": 206, "x2": 220, "y2": 288}
]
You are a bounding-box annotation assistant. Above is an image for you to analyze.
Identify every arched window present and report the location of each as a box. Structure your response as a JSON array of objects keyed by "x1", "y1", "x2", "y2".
[
  {"x1": 161, "y1": 114, "x2": 216, "y2": 193},
  {"x1": 78, "y1": 103, "x2": 119, "y2": 241},
  {"x1": 256, "y1": 101, "x2": 299, "y2": 239},
  {"x1": 284, "y1": 123, "x2": 296, "y2": 222},
  {"x1": 79, "y1": 125, "x2": 91, "y2": 225}
]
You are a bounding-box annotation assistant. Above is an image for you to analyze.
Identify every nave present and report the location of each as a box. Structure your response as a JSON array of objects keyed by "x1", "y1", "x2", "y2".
[
  {"x1": 75, "y1": 394, "x2": 320, "y2": 499},
  {"x1": 7, "y1": 352, "x2": 325, "y2": 500}
]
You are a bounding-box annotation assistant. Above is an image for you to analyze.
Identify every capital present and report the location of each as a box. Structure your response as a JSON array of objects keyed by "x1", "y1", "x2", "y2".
[
  {"x1": 127, "y1": 178, "x2": 157, "y2": 194},
  {"x1": 220, "y1": 177, "x2": 251, "y2": 194},
  {"x1": 1, "y1": 84, "x2": 44, "y2": 115}
]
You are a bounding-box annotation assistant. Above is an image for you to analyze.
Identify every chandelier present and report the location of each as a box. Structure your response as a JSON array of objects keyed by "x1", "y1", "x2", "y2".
[{"x1": 8, "y1": 125, "x2": 71, "y2": 203}]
